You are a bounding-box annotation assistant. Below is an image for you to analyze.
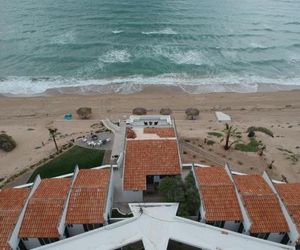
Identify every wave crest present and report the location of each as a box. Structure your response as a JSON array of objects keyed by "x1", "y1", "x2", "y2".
[
  {"x1": 142, "y1": 28, "x2": 177, "y2": 35},
  {"x1": 1, "y1": 74, "x2": 300, "y2": 95},
  {"x1": 98, "y1": 50, "x2": 132, "y2": 64}
]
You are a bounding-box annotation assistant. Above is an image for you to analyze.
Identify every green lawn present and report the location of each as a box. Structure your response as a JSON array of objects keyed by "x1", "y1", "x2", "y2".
[
  {"x1": 28, "y1": 146, "x2": 105, "y2": 182},
  {"x1": 235, "y1": 138, "x2": 262, "y2": 152}
]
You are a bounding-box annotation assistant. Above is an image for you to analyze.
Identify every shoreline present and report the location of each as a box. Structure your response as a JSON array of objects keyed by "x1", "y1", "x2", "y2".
[{"x1": 1, "y1": 82, "x2": 300, "y2": 97}]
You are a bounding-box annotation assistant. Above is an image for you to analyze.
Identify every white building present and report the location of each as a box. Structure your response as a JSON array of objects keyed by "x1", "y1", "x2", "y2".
[
  {"x1": 35, "y1": 203, "x2": 295, "y2": 250},
  {"x1": 19, "y1": 178, "x2": 71, "y2": 249},
  {"x1": 65, "y1": 167, "x2": 113, "y2": 236},
  {"x1": 193, "y1": 166, "x2": 243, "y2": 232},
  {"x1": 120, "y1": 115, "x2": 182, "y2": 202},
  {"x1": 232, "y1": 173, "x2": 290, "y2": 243}
]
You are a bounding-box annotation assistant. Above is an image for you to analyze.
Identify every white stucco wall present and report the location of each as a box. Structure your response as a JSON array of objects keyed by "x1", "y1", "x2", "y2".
[
  {"x1": 268, "y1": 233, "x2": 284, "y2": 243},
  {"x1": 67, "y1": 224, "x2": 85, "y2": 237},
  {"x1": 104, "y1": 167, "x2": 114, "y2": 222},
  {"x1": 22, "y1": 238, "x2": 41, "y2": 249},
  {"x1": 225, "y1": 163, "x2": 251, "y2": 234},
  {"x1": 117, "y1": 190, "x2": 143, "y2": 202},
  {"x1": 224, "y1": 221, "x2": 240, "y2": 232}
]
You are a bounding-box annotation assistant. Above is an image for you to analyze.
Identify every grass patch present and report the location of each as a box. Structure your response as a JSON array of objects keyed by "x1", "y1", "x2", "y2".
[
  {"x1": 206, "y1": 140, "x2": 215, "y2": 145},
  {"x1": 235, "y1": 138, "x2": 262, "y2": 152},
  {"x1": 207, "y1": 132, "x2": 223, "y2": 138},
  {"x1": 28, "y1": 146, "x2": 104, "y2": 182}
]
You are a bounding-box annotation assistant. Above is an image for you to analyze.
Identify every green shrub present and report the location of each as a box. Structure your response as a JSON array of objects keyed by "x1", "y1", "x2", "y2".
[
  {"x1": 207, "y1": 132, "x2": 223, "y2": 138},
  {"x1": 247, "y1": 126, "x2": 273, "y2": 137},
  {"x1": 0, "y1": 133, "x2": 16, "y2": 152},
  {"x1": 207, "y1": 140, "x2": 215, "y2": 145},
  {"x1": 159, "y1": 172, "x2": 200, "y2": 216}
]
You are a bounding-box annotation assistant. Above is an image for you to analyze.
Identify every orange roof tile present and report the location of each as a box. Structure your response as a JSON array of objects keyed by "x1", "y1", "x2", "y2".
[
  {"x1": 124, "y1": 139, "x2": 181, "y2": 190},
  {"x1": 66, "y1": 169, "x2": 110, "y2": 225},
  {"x1": 234, "y1": 175, "x2": 273, "y2": 195},
  {"x1": 19, "y1": 178, "x2": 71, "y2": 238},
  {"x1": 0, "y1": 188, "x2": 30, "y2": 250},
  {"x1": 194, "y1": 167, "x2": 242, "y2": 222},
  {"x1": 234, "y1": 175, "x2": 289, "y2": 233},
  {"x1": 276, "y1": 183, "x2": 300, "y2": 232},
  {"x1": 143, "y1": 128, "x2": 175, "y2": 138}
]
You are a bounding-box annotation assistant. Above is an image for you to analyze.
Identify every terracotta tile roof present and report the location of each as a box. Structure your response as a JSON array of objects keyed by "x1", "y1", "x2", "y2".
[
  {"x1": 195, "y1": 167, "x2": 232, "y2": 186},
  {"x1": 19, "y1": 178, "x2": 71, "y2": 238},
  {"x1": 0, "y1": 188, "x2": 30, "y2": 250},
  {"x1": 124, "y1": 139, "x2": 181, "y2": 190},
  {"x1": 194, "y1": 167, "x2": 242, "y2": 222},
  {"x1": 234, "y1": 175, "x2": 289, "y2": 233},
  {"x1": 66, "y1": 168, "x2": 110, "y2": 225},
  {"x1": 143, "y1": 128, "x2": 175, "y2": 138},
  {"x1": 234, "y1": 175, "x2": 273, "y2": 195},
  {"x1": 276, "y1": 183, "x2": 300, "y2": 232}
]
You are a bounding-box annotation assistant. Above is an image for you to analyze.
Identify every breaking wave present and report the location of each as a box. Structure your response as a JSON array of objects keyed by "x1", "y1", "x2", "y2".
[{"x1": 142, "y1": 28, "x2": 177, "y2": 35}]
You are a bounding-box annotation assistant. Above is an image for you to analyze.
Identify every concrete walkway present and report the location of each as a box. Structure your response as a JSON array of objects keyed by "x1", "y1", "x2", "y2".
[{"x1": 102, "y1": 119, "x2": 126, "y2": 158}]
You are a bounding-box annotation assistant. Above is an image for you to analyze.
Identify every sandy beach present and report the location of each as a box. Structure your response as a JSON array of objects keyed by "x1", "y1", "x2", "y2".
[{"x1": 0, "y1": 86, "x2": 300, "y2": 186}]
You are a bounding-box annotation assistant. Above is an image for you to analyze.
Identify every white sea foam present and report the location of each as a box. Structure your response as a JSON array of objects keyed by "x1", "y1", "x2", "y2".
[
  {"x1": 168, "y1": 50, "x2": 210, "y2": 66},
  {"x1": 1, "y1": 74, "x2": 300, "y2": 96},
  {"x1": 112, "y1": 30, "x2": 124, "y2": 34},
  {"x1": 142, "y1": 28, "x2": 177, "y2": 35},
  {"x1": 50, "y1": 31, "x2": 75, "y2": 45},
  {"x1": 154, "y1": 47, "x2": 212, "y2": 66},
  {"x1": 98, "y1": 50, "x2": 131, "y2": 64}
]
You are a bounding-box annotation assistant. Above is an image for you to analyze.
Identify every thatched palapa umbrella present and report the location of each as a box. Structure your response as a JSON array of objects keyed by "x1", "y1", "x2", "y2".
[
  {"x1": 132, "y1": 107, "x2": 147, "y2": 115},
  {"x1": 160, "y1": 108, "x2": 172, "y2": 115},
  {"x1": 77, "y1": 107, "x2": 92, "y2": 119},
  {"x1": 185, "y1": 108, "x2": 200, "y2": 120}
]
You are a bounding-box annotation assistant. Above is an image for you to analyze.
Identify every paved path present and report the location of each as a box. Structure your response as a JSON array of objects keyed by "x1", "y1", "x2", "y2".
[
  {"x1": 102, "y1": 119, "x2": 126, "y2": 158},
  {"x1": 102, "y1": 119, "x2": 120, "y2": 133}
]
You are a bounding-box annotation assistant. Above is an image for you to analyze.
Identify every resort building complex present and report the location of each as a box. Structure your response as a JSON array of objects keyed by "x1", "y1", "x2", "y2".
[{"x1": 0, "y1": 115, "x2": 299, "y2": 250}]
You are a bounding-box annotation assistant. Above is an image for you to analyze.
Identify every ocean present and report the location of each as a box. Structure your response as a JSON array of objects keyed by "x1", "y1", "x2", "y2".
[{"x1": 0, "y1": 0, "x2": 300, "y2": 95}]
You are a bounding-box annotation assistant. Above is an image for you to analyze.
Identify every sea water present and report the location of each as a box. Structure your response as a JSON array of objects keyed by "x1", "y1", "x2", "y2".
[{"x1": 0, "y1": 0, "x2": 300, "y2": 94}]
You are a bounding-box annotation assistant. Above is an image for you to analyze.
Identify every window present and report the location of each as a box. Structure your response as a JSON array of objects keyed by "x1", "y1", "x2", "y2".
[
  {"x1": 83, "y1": 224, "x2": 102, "y2": 232},
  {"x1": 18, "y1": 240, "x2": 28, "y2": 250},
  {"x1": 280, "y1": 233, "x2": 290, "y2": 245},
  {"x1": 214, "y1": 221, "x2": 225, "y2": 228},
  {"x1": 38, "y1": 238, "x2": 59, "y2": 246},
  {"x1": 251, "y1": 233, "x2": 270, "y2": 240},
  {"x1": 238, "y1": 223, "x2": 244, "y2": 233}
]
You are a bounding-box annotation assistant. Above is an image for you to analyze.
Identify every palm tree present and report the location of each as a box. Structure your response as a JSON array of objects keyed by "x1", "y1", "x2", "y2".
[
  {"x1": 48, "y1": 128, "x2": 59, "y2": 152},
  {"x1": 221, "y1": 123, "x2": 240, "y2": 150}
]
